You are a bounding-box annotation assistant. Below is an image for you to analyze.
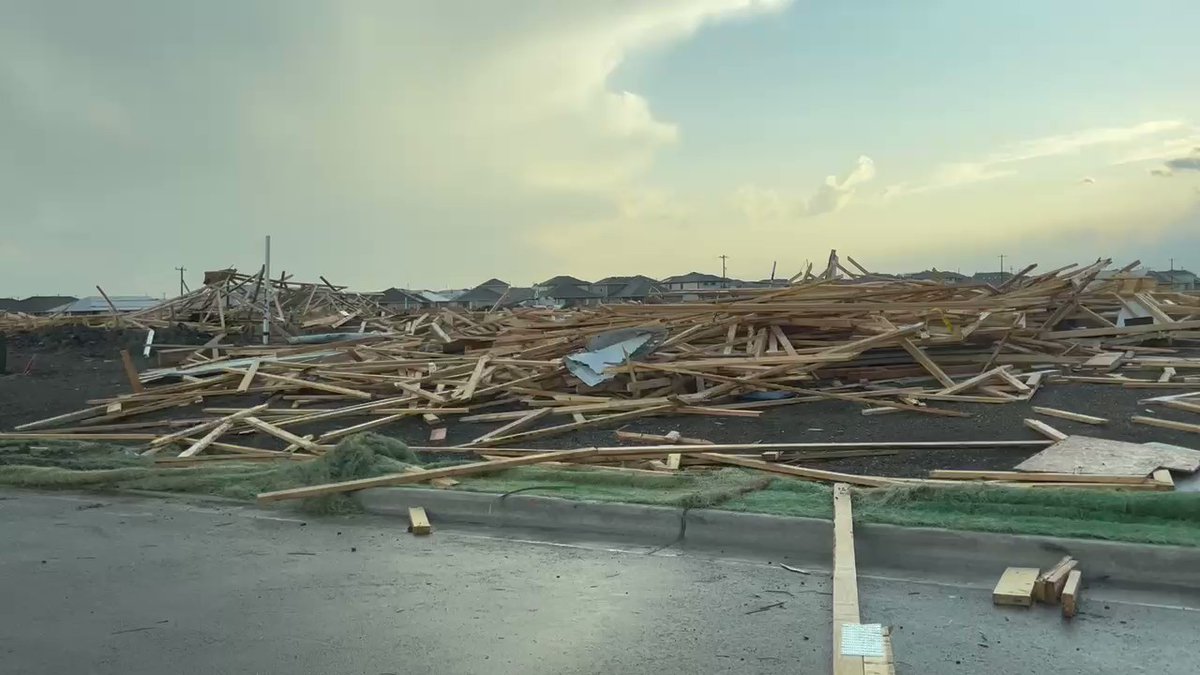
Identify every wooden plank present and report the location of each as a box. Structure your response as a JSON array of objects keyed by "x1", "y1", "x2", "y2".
[
  {"x1": 695, "y1": 453, "x2": 893, "y2": 487},
  {"x1": 1032, "y1": 406, "x2": 1108, "y2": 425},
  {"x1": 15, "y1": 405, "x2": 107, "y2": 431},
  {"x1": 429, "y1": 427, "x2": 447, "y2": 442},
  {"x1": 1043, "y1": 319, "x2": 1200, "y2": 339},
  {"x1": 861, "y1": 626, "x2": 895, "y2": 675},
  {"x1": 1153, "y1": 468, "x2": 1174, "y2": 488},
  {"x1": 119, "y1": 350, "x2": 145, "y2": 394},
  {"x1": 929, "y1": 470, "x2": 1152, "y2": 485},
  {"x1": 467, "y1": 408, "x2": 552, "y2": 446},
  {"x1": 938, "y1": 366, "x2": 1010, "y2": 395},
  {"x1": 1061, "y1": 570, "x2": 1082, "y2": 618},
  {"x1": 1132, "y1": 415, "x2": 1200, "y2": 435},
  {"x1": 477, "y1": 405, "x2": 675, "y2": 447},
  {"x1": 456, "y1": 355, "x2": 490, "y2": 401},
  {"x1": 394, "y1": 380, "x2": 448, "y2": 404},
  {"x1": 1034, "y1": 557, "x2": 1078, "y2": 603},
  {"x1": 246, "y1": 370, "x2": 373, "y2": 400},
  {"x1": 178, "y1": 420, "x2": 235, "y2": 458},
  {"x1": 832, "y1": 483, "x2": 864, "y2": 675},
  {"x1": 243, "y1": 416, "x2": 321, "y2": 452},
  {"x1": 257, "y1": 447, "x2": 599, "y2": 502},
  {"x1": 992, "y1": 567, "x2": 1039, "y2": 607},
  {"x1": 237, "y1": 360, "x2": 261, "y2": 392},
  {"x1": 408, "y1": 507, "x2": 432, "y2": 535},
  {"x1": 899, "y1": 338, "x2": 955, "y2": 388},
  {"x1": 666, "y1": 453, "x2": 682, "y2": 470},
  {"x1": 1023, "y1": 418, "x2": 1068, "y2": 442},
  {"x1": 148, "y1": 403, "x2": 270, "y2": 449}
]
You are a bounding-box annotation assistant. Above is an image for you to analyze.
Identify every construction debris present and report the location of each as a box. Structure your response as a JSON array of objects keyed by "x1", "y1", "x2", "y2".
[
  {"x1": 2, "y1": 255, "x2": 1199, "y2": 500},
  {"x1": 408, "y1": 507, "x2": 432, "y2": 535},
  {"x1": 1034, "y1": 557, "x2": 1079, "y2": 603},
  {"x1": 993, "y1": 567, "x2": 1040, "y2": 607},
  {"x1": 1061, "y1": 570, "x2": 1083, "y2": 618}
]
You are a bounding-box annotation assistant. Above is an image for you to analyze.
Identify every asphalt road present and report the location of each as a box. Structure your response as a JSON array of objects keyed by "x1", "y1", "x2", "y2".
[{"x1": 1, "y1": 490, "x2": 1196, "y2": 675}]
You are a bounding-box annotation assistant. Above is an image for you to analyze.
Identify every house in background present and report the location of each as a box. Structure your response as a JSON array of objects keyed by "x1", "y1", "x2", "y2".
[
  {"x1": 12, "y1": 296, "x2": 79, "y2": 315},
  {"x1": 454, "y1": 279, "x2": 536, "y2": 310},
  {"x1": 49, "y1": 296, "x2": 159, "y2": 315},
  {"x1": 542, "y1": 283, "x2": 601, "y2": 307},
  {"x1": 592, "y1": 275, "x2": 665, "y2": 302},
  {"x1": 375, "y1": 288, "x2": 430, "y2": 311},
  {"x1": 661, "y1": 272, "x2": 733, "y2": 292},
  {"x1": 1147, "y1": 269, "x2": 1197, "y2": 291}
]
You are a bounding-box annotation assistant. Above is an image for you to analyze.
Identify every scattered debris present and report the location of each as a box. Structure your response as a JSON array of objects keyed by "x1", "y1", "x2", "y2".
[
  {"x1": 993, "y1": 567, "x2": 1040, "y2": 607},
  {"x1": 408, "y1": 507, "x2": 432, "y2": 535}
]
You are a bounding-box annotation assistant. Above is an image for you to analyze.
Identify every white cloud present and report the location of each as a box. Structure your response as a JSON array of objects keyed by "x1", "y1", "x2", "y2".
[
  {"x1": 888, "y1": 120, "x2": 1188, "y2": 197},
  {"x1": 0, "y1": 1, "x2": 793, "y2": 294},
  {"x1": 737, "y1": 155, "x2": 877, "y2": 220}
]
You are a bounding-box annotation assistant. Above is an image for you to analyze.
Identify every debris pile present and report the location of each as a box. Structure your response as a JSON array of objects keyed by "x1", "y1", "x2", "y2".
[{"x1": 3, "y1": 256, "x2": 1200, "y2": 499}]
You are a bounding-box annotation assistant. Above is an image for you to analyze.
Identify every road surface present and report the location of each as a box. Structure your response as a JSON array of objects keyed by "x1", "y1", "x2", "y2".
[{"x1": 0, "y1": 489, "x2": 1195, "y2": 674}]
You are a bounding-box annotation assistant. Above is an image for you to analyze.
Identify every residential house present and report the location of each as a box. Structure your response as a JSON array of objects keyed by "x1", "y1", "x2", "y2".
[
  {"x1": 1147, "y1": 269, "x2": 1197, "y2": 292},
  {"x1": 49, "y1": 296, "x2": 160, "y2": 315},
  {"x1": 14, "y1": 295, "x2": 79, "y2": 315},
  {"x1": 591, "y1": 275, "x2": 665, "y2": 302},
  {"x1": 970, "y1": 271, "x2": 1014, "y2": 286},
  {"x1": 535, "y1": 275, "x2": 590, "y2": 293},
  {"x1": 0, "y1": 298, "x2": 22, "y2": 313},
  {"x1": 375, "y1": 288, "x2": 431, "y2": 311},
  {"x1": 454, "y1": 279, "x2": 536, "y2": 310},
  {"x1": 542, "y1": 283, "x2": 602, "y2": 307},
  {"x1": 661, "y1": 272, "x2": 734, "y2": 292}
]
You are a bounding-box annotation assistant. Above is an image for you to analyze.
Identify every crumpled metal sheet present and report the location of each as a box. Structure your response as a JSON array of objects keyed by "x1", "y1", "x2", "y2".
[{"x1": 563, "y1": 328, "x2": 666, "y2": 386}]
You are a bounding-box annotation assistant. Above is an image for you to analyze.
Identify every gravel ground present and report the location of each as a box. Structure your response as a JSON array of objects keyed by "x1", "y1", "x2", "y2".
[{"x1": 4, "y1": 341, "x2": 1199, "y2": 478}]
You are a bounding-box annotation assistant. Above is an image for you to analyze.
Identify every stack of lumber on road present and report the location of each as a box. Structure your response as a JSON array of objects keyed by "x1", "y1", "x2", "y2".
[{"x1": 5, "y1": 256, "x2": 1200, "y2": 486}]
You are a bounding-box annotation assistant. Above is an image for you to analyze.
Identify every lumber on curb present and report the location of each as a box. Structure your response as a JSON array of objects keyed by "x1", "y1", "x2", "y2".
[
  {"x1": 256, "y1": 448, "x2": 598, "y2": 502},
  {"x1": 408, "y1": 507, "x2": 432, "y2": 535},
  {"x1": 696, "y1": 453, "x2": 896, "y2": 487}
]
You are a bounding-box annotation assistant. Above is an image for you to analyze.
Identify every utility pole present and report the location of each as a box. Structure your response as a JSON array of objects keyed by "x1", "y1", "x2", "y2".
[
  {"x1": 998, "y1": 254, "x2": 1006, "y2": 275},
  {"x1": 174, "y1": 266, "x2": 186, "y2": 296},
  {"x1": 262, "y1": 235, "x2": 271, "y2": 345},
  {"x1": 718, "y1": 254, "x2": 729, "y2": 279},
  {"x1": 1170, "y1": 258, "x2": 1175, "y2": 271}
]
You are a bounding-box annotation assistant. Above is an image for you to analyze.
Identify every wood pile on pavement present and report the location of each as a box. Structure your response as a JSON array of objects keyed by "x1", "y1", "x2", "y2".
[{"x1": 4, "y1": 255, "x2": 1200, "y2": 501}]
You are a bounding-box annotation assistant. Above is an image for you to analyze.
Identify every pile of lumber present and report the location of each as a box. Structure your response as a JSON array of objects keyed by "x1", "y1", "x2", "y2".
[
  {"x1": 4, "y1": 257, "x2": 1200, "y2": 496},
  {"x1": 1, "y1": 268, "x2": 395, "y2": 336}
]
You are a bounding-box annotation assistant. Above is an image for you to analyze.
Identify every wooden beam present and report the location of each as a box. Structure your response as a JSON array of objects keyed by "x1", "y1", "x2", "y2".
[
  {"x1": 178, "y1": 420, "x2": 235, "y2": 458},
  {"x1": 1032, "y1": 406, "x2": 1108, "y2": 425},
  {"x1": 242, "y1": 416, "x2": 321, "y2": 452},
  {"x1": 467, "y1": 408, "x2": 552, "y2": 446},
  {"x1": 1022, "y1": 418, "x2": 1068, "y2": 442},
  {"x1": 477, "y1": 405, "x2": 675, "y2": 447},
  {"x1": 119, "y1": 350, "x2": 144, "y2": 394},
  {"x1": 237, "y1": 360, "x2": 261, "y2": 392},
  {"x1": 408, "y1": 507, "x2": 432, "y2": 535},
  {"x1": 992, "y1": 567, "x2": 1039, "y2": 607},
  {"x1": 1034, "y1": 557, "x2": 1078, "y2": 603},
  {"x1": 695, "y1": 453, "x2": 893, "y2": 487},
  {"x1": 1132, "y1": 415, "x2": 1200, "y2": 434},
  {"x1": 899, "y1": 338, "x2": 955, "y2": 388},
  {"x1": 832, "y1": 483, "x2": 864, "y2": 675},
  {"x1": 928, "y1": 471, "x2": 1151, "y2": 485},
  {"x1": 257, "y1": 447, "x2": 599, "y2": 502},
  {"x1": 1061, "y1": 570, "x2": 1082, "y2": 618}
]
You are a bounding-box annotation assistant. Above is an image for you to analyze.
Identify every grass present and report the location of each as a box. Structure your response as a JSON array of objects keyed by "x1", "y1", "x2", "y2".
[
  {"x1": 0, "y1": 433, "x2": 419, "y2": 514},
  {"x1": 5, "y1": 435, "x2": 1200, "y2": 546}
]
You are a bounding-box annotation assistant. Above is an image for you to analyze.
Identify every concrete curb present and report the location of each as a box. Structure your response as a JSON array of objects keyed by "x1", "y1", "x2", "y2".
[{"x1": 358, "y1": 486, "x2": 1200, "y2": 590}]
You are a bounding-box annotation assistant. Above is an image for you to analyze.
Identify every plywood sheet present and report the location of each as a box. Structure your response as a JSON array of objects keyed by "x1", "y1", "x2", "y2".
[{"x1": 1015, "y1": 435, "x2": 1200, "y2": 476}]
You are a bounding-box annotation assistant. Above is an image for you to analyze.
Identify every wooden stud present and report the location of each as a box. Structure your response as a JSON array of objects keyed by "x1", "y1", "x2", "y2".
[
  {"x1": 408, "y1": 507, "x2": 432, "y2": 535},
  {"x1": 1061, "y1": 570, "x2": 1082, "y2": 618},
  {"x1": 993, "y1": 567, "x2": 1039, "y2": 607}
]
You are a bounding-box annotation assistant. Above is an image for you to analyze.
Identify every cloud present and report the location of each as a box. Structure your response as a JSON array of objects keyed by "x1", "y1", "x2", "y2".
[
  {"x1": 888, "y1": 120, "x2": 1187, "y2": 197},
  {"x1": 0, "y1": 0, "x2": 793, "y2": 295},
  {"x1": 1151, "y1": 168, "x2": 1173, "y2": 177},
  {"x1": 1165, "y1": 156, "x2": 1200, "y2": 172},
  {"x1": 737, "y1": 155, "x2": 877, "y2": 220},
  {"x1": 1080, "y1": 176, "x2": 1096, "y2": 184}
]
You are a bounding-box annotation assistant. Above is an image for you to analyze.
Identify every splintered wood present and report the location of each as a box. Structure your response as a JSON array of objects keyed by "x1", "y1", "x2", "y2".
[{"x1": 5, "y1": 255, "x2": 1200, "y2": 498}]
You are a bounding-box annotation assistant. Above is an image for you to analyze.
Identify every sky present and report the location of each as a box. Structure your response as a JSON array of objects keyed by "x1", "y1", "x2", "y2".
[{"x1": 2, "y1": 0, "x2": 1199, "y2": 297}]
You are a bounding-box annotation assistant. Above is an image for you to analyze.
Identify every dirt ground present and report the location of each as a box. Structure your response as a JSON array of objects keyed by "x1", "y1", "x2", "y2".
[{"x1": 3, "y1": 339, "x2": 1199, "y2": 478}]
